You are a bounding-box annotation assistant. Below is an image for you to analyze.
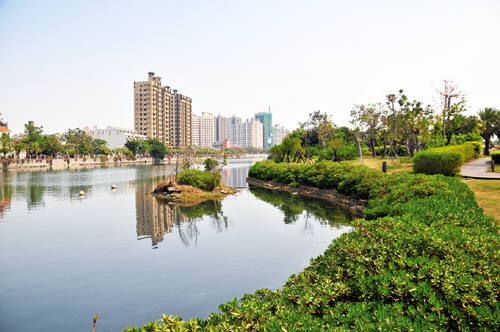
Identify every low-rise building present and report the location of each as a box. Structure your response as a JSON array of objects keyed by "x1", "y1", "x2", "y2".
[{"x1": 83, "y1": 126, "x2": 148, "y2": 149}]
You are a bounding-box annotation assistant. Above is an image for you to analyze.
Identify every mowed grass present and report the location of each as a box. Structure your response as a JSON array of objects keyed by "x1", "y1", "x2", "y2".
[
  {"x1": 345, "y1": 156, "x2": 414, "y2": 174},
  {"x1": 460, "y1": 178, "x2": 500, "y2": 226}
]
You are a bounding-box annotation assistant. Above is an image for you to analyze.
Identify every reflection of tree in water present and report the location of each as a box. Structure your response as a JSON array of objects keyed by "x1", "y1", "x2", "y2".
[
  {"x1": 249, "y1": 186, "x2": 357, "y2": 229},
  {"x1": 0, "y1": 185, "x2": 14, "y2": 220},
  {"x1": 144, "y1": 199, "x2": 230, "y2": 248},
  {"x1": 177, "y1": 200, "x2": 230, "y2": 247}
]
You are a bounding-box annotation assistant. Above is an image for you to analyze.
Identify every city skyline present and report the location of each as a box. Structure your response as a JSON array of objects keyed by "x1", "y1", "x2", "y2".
[{"x1": 1, "y1": 1, "x2": 499, "y2": 136}]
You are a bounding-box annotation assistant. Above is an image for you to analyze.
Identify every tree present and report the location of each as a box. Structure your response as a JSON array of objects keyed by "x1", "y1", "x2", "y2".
[
  {"x1": 434, "y1": 79, "x2": 467, "y2": 142},
  {"x1": 477, "y1": 107, "x2": 500, "y2": 156},
  {"x1": 351, "y1": 103, "x2": 382, "y2": 158},
  {"x1": 147, "y1": 139, "x2": 168, "y2": 163},
  {"x1": 307, "y1": 111, "x2": 335, "y2": 149},
  {"x1": 328, "y1": 138, "x2": 343, "y2": 162},
  {"x1": 14, "y1": 142, "x2": 26, "y2": 159},
  {"x1": 124, "y1": 139, "x2": 142, "y2": 155},
  {"x1": 42, "y1": 135, "x2": 63, "y2": 156},
  {"x1": 1, "y1": 133, "x2": 13, "y2": 156},
  {"x1": 27, "y1": 142, "x2": 41, "y2": 158},
  {"x1": 63, "y1": 128, "x2": 93, "y2": 155}
]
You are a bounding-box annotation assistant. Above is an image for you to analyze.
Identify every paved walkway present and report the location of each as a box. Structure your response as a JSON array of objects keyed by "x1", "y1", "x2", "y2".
[{"x1": 461, "y1": 158, "x2": 500, "y2": 179}]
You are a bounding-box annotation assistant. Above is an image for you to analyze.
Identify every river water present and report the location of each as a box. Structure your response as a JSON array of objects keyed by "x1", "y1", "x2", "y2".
[{"x1": 0, "y1": 158, "x2": 355, "y2": 331}]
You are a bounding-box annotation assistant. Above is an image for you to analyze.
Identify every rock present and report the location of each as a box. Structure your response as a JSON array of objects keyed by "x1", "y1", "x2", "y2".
[
  {"x1": 170, "y1": 194, "x2": 182, "y2": 200},
  {"x1": 292, "y1": 192, "x2": 298, "y2": 195},
  {"x1": 176, "y1": 188, "x2": 181, "y2": 193},
  {"x1": 220, "y1": 190, "x2": 227, "y2": 194},
  {"x1": 79, "y1": 191, "x2": 85, "y2": 195},
  {"x1": 167, "y1": 187, "x2": 176, "y2": 192},
  {"x1": 111, "y1": 185, "x2": 116, "y2": 189}
]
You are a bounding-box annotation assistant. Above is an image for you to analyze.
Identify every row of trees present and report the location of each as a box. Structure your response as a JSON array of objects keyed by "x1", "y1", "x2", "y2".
[
  {"x1": 271, "y1": 80, "x2": 499, "y2": 164},
  {"x1": 1, "y1": 124, "x2": 112, "y2": 158}
]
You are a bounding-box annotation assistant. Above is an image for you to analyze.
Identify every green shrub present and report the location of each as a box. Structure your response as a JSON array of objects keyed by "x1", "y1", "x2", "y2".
[
  {"x1": 413, "y1": 151, "x2": 463, "y2": 176},
  {"x1": 178, "y1": 169, "x2": 219, "y2": 191},
  {"x1": 413, "y1": 144, "x2": 477, "y2": 176},
  {"x1": 466, "y1": 141, "x2": 483, "y2": 158},
  {"x1": 490, "y1": 151, "x2": 500, "y2": 164}
]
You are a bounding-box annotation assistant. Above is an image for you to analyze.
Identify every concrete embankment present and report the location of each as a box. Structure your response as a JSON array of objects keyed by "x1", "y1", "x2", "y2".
[
  {"x1": 4, "y1": 157, "x2": 155, "y2": 171},
  {"x1": 246, "y1": 177, "x2": 367, "y2": 214}
]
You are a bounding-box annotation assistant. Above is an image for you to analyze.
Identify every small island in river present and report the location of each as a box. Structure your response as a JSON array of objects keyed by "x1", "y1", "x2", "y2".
[{"x1": 152, "y1": 179, "x2": 237, "y2": 203}]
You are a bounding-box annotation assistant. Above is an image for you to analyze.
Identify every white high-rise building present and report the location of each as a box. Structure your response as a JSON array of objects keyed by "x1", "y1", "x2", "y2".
[
  {"x1": 192, "y1": 114, "x2": 200, "y2": 148},
  {"x1": 230, "y1": 118, "x2": 263, "y2": 148},
  {"x1": 199, "y1": 112, "x2": 215, "y2": 148},
  {"x1": 273, "y1": 124, "x2": 289, "y2": 146}
]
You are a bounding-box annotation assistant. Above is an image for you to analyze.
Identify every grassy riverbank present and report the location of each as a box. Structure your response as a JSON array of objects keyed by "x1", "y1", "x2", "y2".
[{"x1": 125, "y1": 160, "x2": 500, "y2": 331}]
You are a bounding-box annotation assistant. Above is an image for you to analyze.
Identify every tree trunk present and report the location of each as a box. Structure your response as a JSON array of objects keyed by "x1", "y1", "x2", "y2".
[
  {"x1": 355, "y1": 132, "x2": 363, "y2": 166},
  {"x1": 484, "y1": 138, "x2": 490, "y2": 156}
]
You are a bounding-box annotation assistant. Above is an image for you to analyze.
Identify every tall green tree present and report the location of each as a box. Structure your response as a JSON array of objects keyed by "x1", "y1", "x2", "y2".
[
  {"x1": 477, "y1": 107, "x2": 500, "y2": 155},
  {"x1": 63, "y1": 128, "x2": 93, "y2": 155},
  {"x1": 1, "y1": 133, "x2": 13, "y2": 156}
]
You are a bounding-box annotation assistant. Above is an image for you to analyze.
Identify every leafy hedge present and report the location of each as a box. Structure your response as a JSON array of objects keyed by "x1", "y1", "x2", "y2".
[
  {"x1": 413, "y1": 143, "x2": 478, "y2": 176},
  {"x1": 125, "y1": 161, "x2": 500, "y2": 331},
  {"x1": 491, "y1": 151, "x2": 500, "y2": 164},
  {"x1": 178, "y1": 169, "x2": 220, "y2": 191}
]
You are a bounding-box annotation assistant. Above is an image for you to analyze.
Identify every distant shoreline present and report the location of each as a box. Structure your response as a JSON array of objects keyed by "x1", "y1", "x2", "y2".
[{"x1": 2, "y1": 154, "x2": 269, "y2": 172}]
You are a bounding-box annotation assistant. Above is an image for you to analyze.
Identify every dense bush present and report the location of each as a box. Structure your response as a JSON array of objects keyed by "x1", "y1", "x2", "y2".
[
  {"x1": 178, "y1": 169, "x2": 220, "y2": 191},
  {"x1": 126, "y1": 161, "x2": 500, "y2": 331},
  {"x1": 412, "y1": 151, "x2": 463, "y2": 176},
  {"x1": 491, "y1": 151, "x2": 500, "y2": 164},
  {"x1": 413, "y1": 143, "x2": 477, "y2": 176}
]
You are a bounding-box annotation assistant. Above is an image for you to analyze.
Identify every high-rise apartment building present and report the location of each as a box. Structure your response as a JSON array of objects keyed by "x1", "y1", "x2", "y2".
[
  {"x1": 230, "y1": 118, "x2": 263, "y2": 149},
  {"x1": 215, "y1": 114, "x2": 230, "y2": 142},
  {"x1": 229, "y1": 115, "x2": 241, "y2": 125},
  {"x1": 199, "y1": 112, "x2": 215, "y2": 148},
  {"x1": 133, "y1": 72, "x2": 192, "y2": 149},
  {"x1": 273, "y1": 124, "x2": 289, "y2": 146},
  {"x1": 192, "y1": 114, "x2": 200, "y2": 148},
  {"x1": 255, "y1": 108, "x2": 273, "y2": 148}
]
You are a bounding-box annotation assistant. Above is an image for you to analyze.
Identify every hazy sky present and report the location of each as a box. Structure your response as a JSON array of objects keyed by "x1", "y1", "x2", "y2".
[{"x1": 1, "y1": 0, "x2": 499, "y2": 136}]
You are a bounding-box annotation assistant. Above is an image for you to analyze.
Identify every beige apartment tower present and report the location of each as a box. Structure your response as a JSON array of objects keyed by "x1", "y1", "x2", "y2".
[{"x1": 134, "y1": 72, "x2": 192, "y2": 149}]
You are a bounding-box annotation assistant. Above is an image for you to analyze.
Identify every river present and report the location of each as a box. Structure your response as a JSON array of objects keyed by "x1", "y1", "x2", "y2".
[{"x1": 0, "y1": 158, "x2": 355, "y2": 331}]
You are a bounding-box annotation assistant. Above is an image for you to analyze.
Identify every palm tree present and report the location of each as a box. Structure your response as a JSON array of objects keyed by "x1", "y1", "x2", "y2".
[{"x1": 477, "y1": 107, "x2": 500, "y2": 156}]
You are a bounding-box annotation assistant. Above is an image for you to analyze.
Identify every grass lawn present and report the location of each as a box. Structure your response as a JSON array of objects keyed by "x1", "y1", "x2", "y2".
[
  {"x1": 460, "y1": 178, "x2": 500, "y2": 226},
  {"x1": 346, "y1": 156, "x2": 413, "y2": 174}
]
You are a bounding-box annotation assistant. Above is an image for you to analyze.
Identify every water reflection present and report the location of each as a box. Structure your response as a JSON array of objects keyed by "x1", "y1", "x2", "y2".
[
  {"x1": 249, "y1": 186, "x2": 359, "y2": 227},
  {"x1": 134, "y1": 178, "x2": 230, "y2": 248},
  {"x1": 0, "y1": 185, "x2": 14, "y2": 220}
]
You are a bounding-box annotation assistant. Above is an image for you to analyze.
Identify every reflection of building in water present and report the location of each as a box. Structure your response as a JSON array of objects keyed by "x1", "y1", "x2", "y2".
[
  {"x1": 0, "y1": 185, "x2": 14, "y2": 220},
  {"x1": 222, "y1": 166, "x2": 250, "y2": 188},
  {"x1": 135, "y1": 181, "x2": 188, "y2": 246}
]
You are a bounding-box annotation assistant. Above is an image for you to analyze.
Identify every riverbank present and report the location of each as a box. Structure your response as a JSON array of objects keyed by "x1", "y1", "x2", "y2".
[
  {"x1": 246, "y1": 177, "x2": 366, "y2": 214},
  {"x1": 1, "y1": 154, "x2": 269, "y2": 172}
]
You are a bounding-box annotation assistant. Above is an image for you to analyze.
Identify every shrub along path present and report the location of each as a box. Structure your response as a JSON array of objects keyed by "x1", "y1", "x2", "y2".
[{"x1": 461, "y1": 158, "x2": 500, "y2": 179}]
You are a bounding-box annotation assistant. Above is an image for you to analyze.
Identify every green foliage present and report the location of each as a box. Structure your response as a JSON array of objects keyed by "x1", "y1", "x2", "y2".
[
  {"x1": 318, "y1": 144, "x2": 358, "y2": 162},
  {"x1": 178, "y1": 169, "x2": 220, "y2": 191},
  {"x1": 413, "y1": 151, "x2": 463, "y2": 176},
  {"x1": 413, "y1": 144, "x2": 476, "y2": 176},
  {"x1": 203, "y1": 158, "x2": 218, "y2": 171},
  {"x1": 127, "y1": 160, "x2": 500, "y2": 331},
  {"x1": 147, "y1": 139, "x2": 167, "y2": 160},
  {"x1": 491, "y1": 151, "x2": 500, "y2": 164}
]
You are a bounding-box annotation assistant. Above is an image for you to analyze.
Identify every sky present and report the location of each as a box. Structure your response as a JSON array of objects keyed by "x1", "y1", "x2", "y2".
[{"x1": 1, "y1": 0, "x2": 499, "y2": 136}]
